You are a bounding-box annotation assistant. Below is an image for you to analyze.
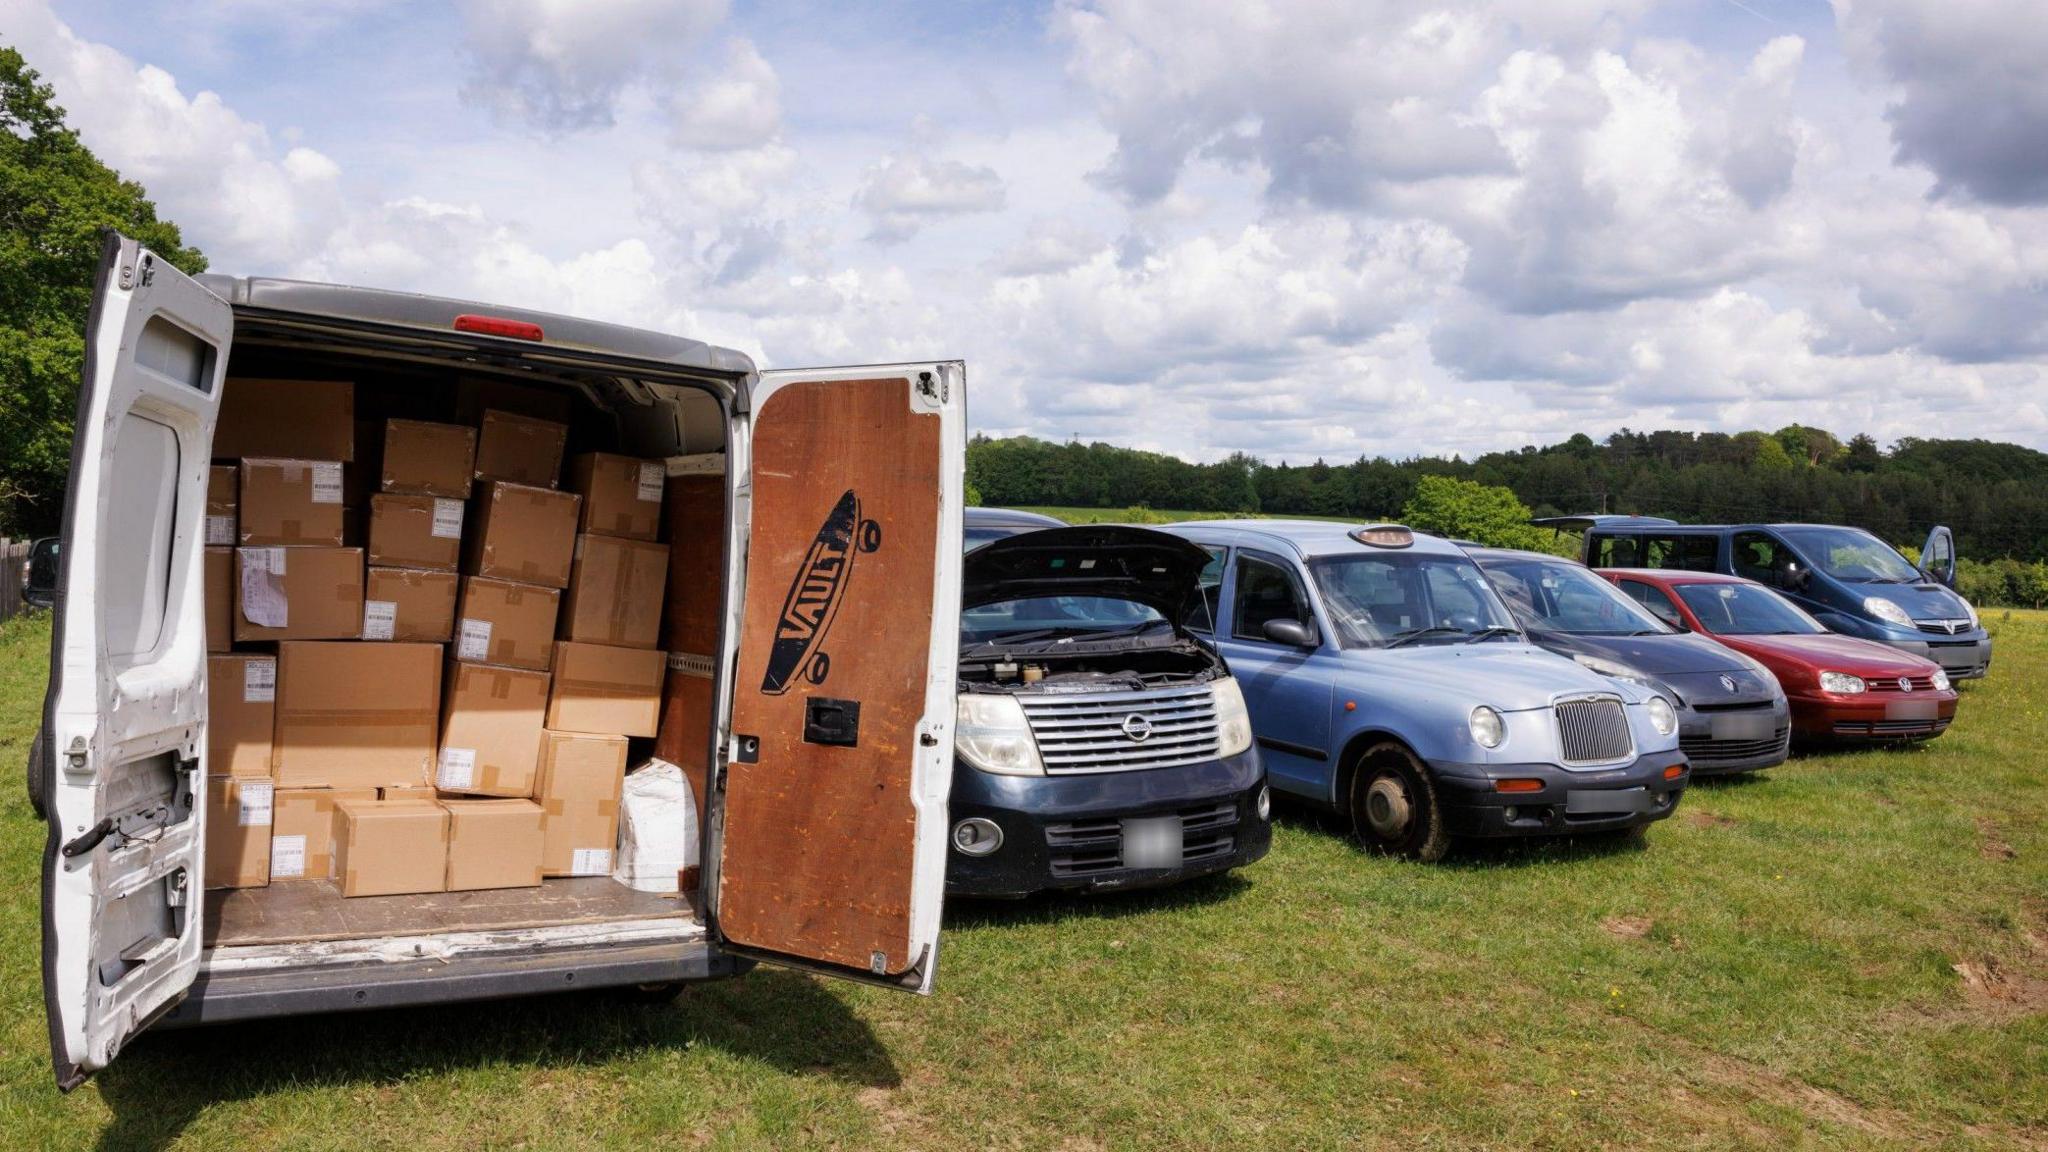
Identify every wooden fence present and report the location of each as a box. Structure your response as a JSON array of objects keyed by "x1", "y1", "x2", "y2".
[{"x1": 0, "y1": 538, "x2": 31, "y2": 621}]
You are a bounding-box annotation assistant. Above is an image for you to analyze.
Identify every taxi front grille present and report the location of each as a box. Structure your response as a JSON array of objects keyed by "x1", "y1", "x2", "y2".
[{"x1": 1555, "y1": 696, "x2": 1633, "y2": 765}]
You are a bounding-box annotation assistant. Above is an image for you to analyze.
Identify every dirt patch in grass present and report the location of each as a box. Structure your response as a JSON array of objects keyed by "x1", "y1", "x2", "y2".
[
  {"x1": 1686, "y1": 810, "x2": 1737, "y2": 830},
  {"x1": 1601, "y1": 915, "x2": 1653, "y2": 939},
  {"x1": 1951, "y1": 958, "x2": 2048, "y2": 1021},
  {"x1": 1978, "y1": 817, "x2": 2018, "y2": 861}
]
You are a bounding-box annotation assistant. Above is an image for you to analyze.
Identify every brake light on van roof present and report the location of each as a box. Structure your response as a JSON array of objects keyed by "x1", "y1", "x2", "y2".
[
  {"x1": 1351, "y1": 524, "x2": 1414, "y2": 548},
  {"x1": 452, "y1": 314, "x2": 544, "y2": 341}
]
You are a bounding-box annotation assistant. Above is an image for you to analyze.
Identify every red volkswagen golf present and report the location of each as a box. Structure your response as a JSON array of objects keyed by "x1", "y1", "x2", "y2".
[{"x1": 1598, "y1": 570, "x2": 1958, "y2": 744}]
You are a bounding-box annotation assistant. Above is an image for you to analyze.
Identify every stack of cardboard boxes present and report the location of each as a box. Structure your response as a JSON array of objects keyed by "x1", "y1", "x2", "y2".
[{"x1": 203, "y1": 379, "x2": 670, "y2": 902}]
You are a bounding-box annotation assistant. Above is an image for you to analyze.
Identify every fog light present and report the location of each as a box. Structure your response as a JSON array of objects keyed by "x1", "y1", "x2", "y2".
[
  {"x1": 1503, "y1": 806, "x2": 1519, "y2": 821},
  {"x1": 951, "y1": 817, "x2": 1003, "y2": 857},
  {"x1": 1255, "y1": 785, "x2": 1271, "y2": 822}
]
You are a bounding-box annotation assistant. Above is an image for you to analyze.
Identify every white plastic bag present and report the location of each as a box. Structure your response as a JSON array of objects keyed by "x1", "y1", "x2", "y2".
[{"x1": 613, "y1": 759, "x2": 699, "y2": 894}]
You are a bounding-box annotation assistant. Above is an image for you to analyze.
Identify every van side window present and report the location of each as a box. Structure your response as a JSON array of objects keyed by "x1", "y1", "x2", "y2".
[
  {"x1": 1183, "y1": 546, "x2": 1225, "y2": 633},
  {"x1": 1232, "y1": 554, "x2": 1312, "y2": 643},
  {"x1": 1731, "y1": 531, "x2": 1794, "y2": 586},
  {"x1": 1592, "y1": 534, "x2": 1642, "y2": 568},
  {"x1": 1619, "y1": 579, "x2": 1684, "y2": 628}
]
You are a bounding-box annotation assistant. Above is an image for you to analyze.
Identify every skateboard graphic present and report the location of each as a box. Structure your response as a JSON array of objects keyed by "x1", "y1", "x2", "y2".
[{"x1": 760, "y1": 489, "x2": 882, "y2": 695}]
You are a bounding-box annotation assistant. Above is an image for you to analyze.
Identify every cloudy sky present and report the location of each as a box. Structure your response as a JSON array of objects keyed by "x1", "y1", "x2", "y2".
[{"x1": 8, "y1": 0, "x2": 2047, "y2": 460}]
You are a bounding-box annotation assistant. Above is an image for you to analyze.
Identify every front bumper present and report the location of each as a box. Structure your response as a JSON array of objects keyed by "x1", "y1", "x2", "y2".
[
  {"x1": 1675, "y1": 698, "x2": 1791, "y2": 775},
  {"x1": 1882, "y1": 634, "x2": 1992, "y2": 680},
  {"x1": 945, "y1": 750, "x2": 1271, "y2": 898},
  {"x1": 1426, "y1": 749, "x2": 1690, "y2": 838},
  {"x1": 1791, "y1": 691, "x2": 1959, "y2": 743}
]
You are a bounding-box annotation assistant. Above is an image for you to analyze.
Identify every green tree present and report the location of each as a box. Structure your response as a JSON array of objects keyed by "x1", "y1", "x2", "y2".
[
  {"x1": 0, "y1": 48, "x2": 204, "y2": 534},
  {"x1": 1400, "y1": 475, "x2": 1557, "y2": 552}
]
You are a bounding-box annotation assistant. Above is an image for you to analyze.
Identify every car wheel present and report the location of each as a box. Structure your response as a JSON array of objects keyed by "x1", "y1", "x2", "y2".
[
  {"x1": 1348, "y1": 743, "x2": 1449, "y2": 862},
  {"x1": 27, "y1": 726, "x2": 47, "y2": 822}
]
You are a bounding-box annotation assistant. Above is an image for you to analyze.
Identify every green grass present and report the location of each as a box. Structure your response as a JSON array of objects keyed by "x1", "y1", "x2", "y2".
[{"x1": 1, "y1": 607, "x2": 2044, "y2": 1149}]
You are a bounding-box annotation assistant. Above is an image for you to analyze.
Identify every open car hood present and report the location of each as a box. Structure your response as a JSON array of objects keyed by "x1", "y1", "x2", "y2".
[{"x1": 961, "y1": 524, "x2": 1212, "y2": 618}]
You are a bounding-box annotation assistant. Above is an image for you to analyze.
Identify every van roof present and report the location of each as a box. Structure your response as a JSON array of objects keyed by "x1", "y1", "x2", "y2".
[{"x1": 198, "y1": 274, "x2": 757, "y2": 377}]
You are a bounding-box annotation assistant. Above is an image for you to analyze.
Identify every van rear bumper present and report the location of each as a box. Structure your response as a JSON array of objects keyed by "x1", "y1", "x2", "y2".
[{"x1": 160, "y1": 939, "x2": 741, "y2": 1027}]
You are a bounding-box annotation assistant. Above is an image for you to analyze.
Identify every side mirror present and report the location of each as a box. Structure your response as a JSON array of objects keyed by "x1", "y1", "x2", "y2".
[{"x1": 1262, "y1": 618, "x2": 1316, "y2": 647}]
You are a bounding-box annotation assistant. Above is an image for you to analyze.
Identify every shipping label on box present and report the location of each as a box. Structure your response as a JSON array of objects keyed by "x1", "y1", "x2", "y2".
[
  {"x1": 568, "y1": 453, "x2": 664, "y2": 541},
  {"x1": 560, "y1": 534, "x2": 669, "y2": 649},
  {"x1": 238, "y1": 459, "x2": 347, "y2": 547},
  {"x1": 455, "y1": 576, "x2": 560, "y2": 670},
  {"x1": 464, "y1": 481, "x2": 581, "y2": 589},
  {"x1": 335, "y1": 799, "x2": 448, "y2": 897},
  {"x1": 204, "y1": 777, "x2": 272, "y2": 890},
  {"x1": 273, "y1": 641, "x2": 441, "y2": 788},
  {"x1": 536, "y1": 730, "x2": 627, "y2": 877},
  {"x1": 205, "y1": 546, "x2": 232, "y2": 653},
  {"x1": 474, "y1": 408, "x2": 568, "y2": 488},
  {"x1": 546, "y1": 641, "x2": 665, "y2": 737},
  {"x1": 207, "y1": 464, "x2": 238, "y2": 546},
  {"x1": 368, "y1": 493, "x2": 462, "y2": 571},
  {"x1": 382, "y1": 419, "x2": 478, "y2": 499},
  {"x1": 443, "y1": 798, "x2": 545, "y2": 891},
  {"x1": 234, "y1": 547, "x2": 365, "y2": 642},
  {"x1": 207, "y1": 654, "x2": 276, "y2": 778},
  {"x1": 439, "y1": 661, "x2": 550, "y2": 796},
  {"x1": 363, "y1": 567, "x2": 459, "y2": 642},
  {"x1": 213, "y1": 378, "x2": 354, "y2": 462},
  {"x1": 270, "y1": 787, "x2": 378, "y2": 881}
]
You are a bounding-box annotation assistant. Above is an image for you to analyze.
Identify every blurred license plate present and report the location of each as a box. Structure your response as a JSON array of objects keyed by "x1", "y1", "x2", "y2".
[
  {"x1": 1121, "y1": 817, "x2": 1183, "y2": 869},
  {"x1": 1565, "y1": 788, "x2": 1649, "y2": 815},
  {"x1": 1886, "y1": 700, "x2": 1939, "y2": 721},
  {"x1": 1710, "y1": 713, "x2": 1775, "y2": 741}
]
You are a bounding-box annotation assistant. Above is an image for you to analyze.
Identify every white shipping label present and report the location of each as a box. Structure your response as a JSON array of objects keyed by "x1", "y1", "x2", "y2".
[
  {"x1": 238, "y1": 781, "x2": 274, "y2": 827},
  {"x1": 636, "y1": 461, "x2": 664, "y2": 502},
  {"x1": 239, "y1": 548, "x2": 289, "y2": 628},
  {"x1": 361, "y1": 599, "x2": 397, "y2": 641},
  {"x1": 572, "y1": 848, "x2": 613, "y2": 875},
  {"x1": 457, "y1": 618, "x2": 492, "y2": 661},
  {"x1": 242, "y1": 657, "x2": 276, "y2": 703},
  {"x1": 205, "y1": 514, "x2": 234, "y2": 545},
  {"x1": 270, "y1": 834, "x2": 307, "y2": 878},
  {"x1": 310, "y1": 461, "x2": 344, "y2": 504},
  {"x1": 437, "y1": 747, "x2": 477, "y2": 790},
  {"x1": 431, "y1": 498, "x2": 465, "y2": 539}
]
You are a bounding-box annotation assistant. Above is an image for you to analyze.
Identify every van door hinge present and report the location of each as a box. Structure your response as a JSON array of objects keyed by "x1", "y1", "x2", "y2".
[
  {"x1": 118, "y1": 253, "x2": 155, "y2": 291},
  {"x1": 915, "y1": 370, "x2": 946, "y2": 405}
]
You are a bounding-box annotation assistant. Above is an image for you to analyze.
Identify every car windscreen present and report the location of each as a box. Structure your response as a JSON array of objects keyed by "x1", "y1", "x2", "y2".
[
  {"x1": 1673, "y1": 583, "x2": 1826, "y2": 636},
  {"x1": 1776, "y1": 526, "x2": 1921, "y2": 583},
  {"x1": 1309, "y1": 552, "x2": 1521, "y2": 648},
  {"x1": 1481, "y1": 557, "x2": 1674, "y2": 636},
  {"x1": 960, "y1": 596, "x2": 1167, "y2": 645}
]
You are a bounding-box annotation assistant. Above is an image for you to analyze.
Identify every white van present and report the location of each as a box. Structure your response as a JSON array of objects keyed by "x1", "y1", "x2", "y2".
[{"x1": 34, "y1": 234, "x2": 966, "y2": 1089}]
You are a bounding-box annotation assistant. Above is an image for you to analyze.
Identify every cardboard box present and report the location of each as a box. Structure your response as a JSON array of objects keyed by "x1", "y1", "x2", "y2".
[
  {"x1": 207, "y1": 654, "x2": 276, "y2": 778},
  {"x1": 273, "y1": 641, "x2": 441, "y2": 788},
  {"x1": 363, "y1": 567, "x2": 459, "y2": 642},
  {"x1": 382, "y1": 419, "x2": 477, "y2": 498},
  {"x1": 474, "y1": 409, "x2": 567, "y2": 488},
  {"x1": 660, "y1": 460, "x2": 726, "y2": 654},
  {"x1": 456, "y1": 376, "x2": 574, "y2": 426},
  {"x1": 536, "y1": 731, "x2": 627, "y2": 877},
  {"x1": 438, "y1": 662, "x2": 550, "y2": 795},
  {"x1": 569, "y1": 453, "x2": 665, "y2": 541},
  {"x1": 367, "y1": 493, "x2": 464, "y2": 571},
  {"x1": 560, "y1": 535, "x2": 668, "y2": 648},
  {"x1": 238, "y1": 459, "x2": 346, "y2": 547},
  {"x1": 334, "y1": 799, "x2": 448, "y2": 897},
  {"x1": 203, "y1": 777, "x2": 273, "y2": 890},
  {"x1": 269, "y1": 787, "x2": 377, "y2": 881},
  {"x1": 214, "y1": 378, "x2": 354, "y2": 462},
  {"x1": 205, "y1": 546, "x2": 232, "y2": 653},
  {"x1": 443, "y1": 798, "x2": 545, "y2": 891},
  {"x1": 465, "y1": 482, "x2": 580, "y2": 588},
  {"x1": 206, "y1": 465, "x2": 238, "y2": 547},
  {"x1": 234, "y1": 547, "x2": 365, "y2": 642},
  {"x1": 380, "y1": 785, "x2": 437, "y2": 801},
  {"x1": 547, "y1": 641, "x2": 665, "y2": 737},
  {"x1": 454, "y1": 577, "x2": 560, "y2": 671}
]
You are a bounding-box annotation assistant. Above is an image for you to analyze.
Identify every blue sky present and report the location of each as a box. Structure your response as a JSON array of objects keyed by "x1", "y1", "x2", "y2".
[{"x1": 9, "y1": 0, "x2": 2047, "y2": 461}]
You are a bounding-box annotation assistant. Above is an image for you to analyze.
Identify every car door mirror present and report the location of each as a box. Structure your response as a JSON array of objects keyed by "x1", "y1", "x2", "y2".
[{"x1": 1262, "y1": 618, "x2": 1315, "y2": 647}]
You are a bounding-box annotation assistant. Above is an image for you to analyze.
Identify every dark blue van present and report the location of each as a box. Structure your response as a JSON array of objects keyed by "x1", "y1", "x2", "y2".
[{"x1": 1536, "y1": 516, "x2": 1991, "y2": 680}]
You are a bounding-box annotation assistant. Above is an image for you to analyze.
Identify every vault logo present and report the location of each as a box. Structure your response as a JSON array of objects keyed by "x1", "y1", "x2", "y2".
[{"x1": 761, "y1": 489, "x2": 882, "y2": 695}]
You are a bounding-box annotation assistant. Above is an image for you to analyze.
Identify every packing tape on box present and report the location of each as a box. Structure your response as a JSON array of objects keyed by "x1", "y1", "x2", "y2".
[
  {"x1": 488, "y1": 673, "x2": 514, "y2": 701},
  {"x1": 279, "y1": 706, "x2": 439, "y2": 728},
  {"x1": 557, "y1": 679, "x2": 654, "y2": 701}
]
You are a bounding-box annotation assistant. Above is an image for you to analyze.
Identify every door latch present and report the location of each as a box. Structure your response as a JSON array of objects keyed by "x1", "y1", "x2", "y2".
[{"x1": 803, "y1": 698, "x2": 861, "y2": 747}]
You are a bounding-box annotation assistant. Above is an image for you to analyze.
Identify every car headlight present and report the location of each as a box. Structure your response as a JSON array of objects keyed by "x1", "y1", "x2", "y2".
[
  {"x1": 1572, "y1": 652, "x2": 1651, "y2": 686},
  {"x1": 1645, "y1": 695, "x2": 1677, "y2": 736},
  {"x1": 1931, "y1": 669, "x2": 1951, "y2": 692},
  {"x1": 1819, "y1": 671, "x2": 1867, "y2": 695},
  {"x1": 1864, "y1": 597, "x2": 1913, "y2": 628},
  {"x1": 1213, "y1": 676, "x2": 1253, "y2": 758},
  {"x1": 1469, "y1": 705, "x2": 1506, "y2": 749},
  {"x1": 955, "y1": 694, "x2": 1044, "y2": 776}
]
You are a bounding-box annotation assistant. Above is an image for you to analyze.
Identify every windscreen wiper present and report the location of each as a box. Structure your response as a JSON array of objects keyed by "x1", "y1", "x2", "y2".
[
  {"x1": 1386, "y1": 626, "x2": 1466, "y2": 649},
  {"x1": 1463, "y1": 626, "x2": 1522, "y2": 644}
]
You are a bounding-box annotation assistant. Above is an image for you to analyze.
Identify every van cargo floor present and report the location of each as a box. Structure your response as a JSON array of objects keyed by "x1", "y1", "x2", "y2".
[{"x1": 204, "y1": 878, "x2": 693, "y2": 947}]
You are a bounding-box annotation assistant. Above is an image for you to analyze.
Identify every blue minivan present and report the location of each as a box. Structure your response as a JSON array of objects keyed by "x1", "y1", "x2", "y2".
[{"x1": 1536, "y1": 517, "x2": 1991, "y2": 680}]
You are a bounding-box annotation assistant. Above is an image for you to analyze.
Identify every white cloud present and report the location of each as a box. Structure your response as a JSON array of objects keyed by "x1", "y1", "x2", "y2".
[
  {"x1": 668, "y1": 38, "x2": 782, "y2": 150},
  {"x1": 457, "y1": 0, "x2": 728, "y2": 132},
  {"x1": 855, "y1": 152, "x2": 1007, "y2": 243}
]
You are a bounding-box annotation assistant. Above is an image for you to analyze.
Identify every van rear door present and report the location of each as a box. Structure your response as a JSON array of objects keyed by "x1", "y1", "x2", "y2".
[
  {"x1": 1921, "y1": 525, "x2": 1957, "y2": 588},
  {"x1": 42, "y1": 235, "x2": 230, "y2": 1088},
  {"x1": 712, "y1": 363, "x2": 963, "y2": 992}
]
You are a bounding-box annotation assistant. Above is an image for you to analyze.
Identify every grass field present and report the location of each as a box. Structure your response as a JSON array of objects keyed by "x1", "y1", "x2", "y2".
[{"x1": 1, "y1": 609, "x2": 2043, "y2": 1150}]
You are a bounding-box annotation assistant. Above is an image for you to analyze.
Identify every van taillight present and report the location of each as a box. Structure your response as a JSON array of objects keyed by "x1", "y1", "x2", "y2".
[{"x1": 452, "y1": 314, "x2": 544, "y2": 341}]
